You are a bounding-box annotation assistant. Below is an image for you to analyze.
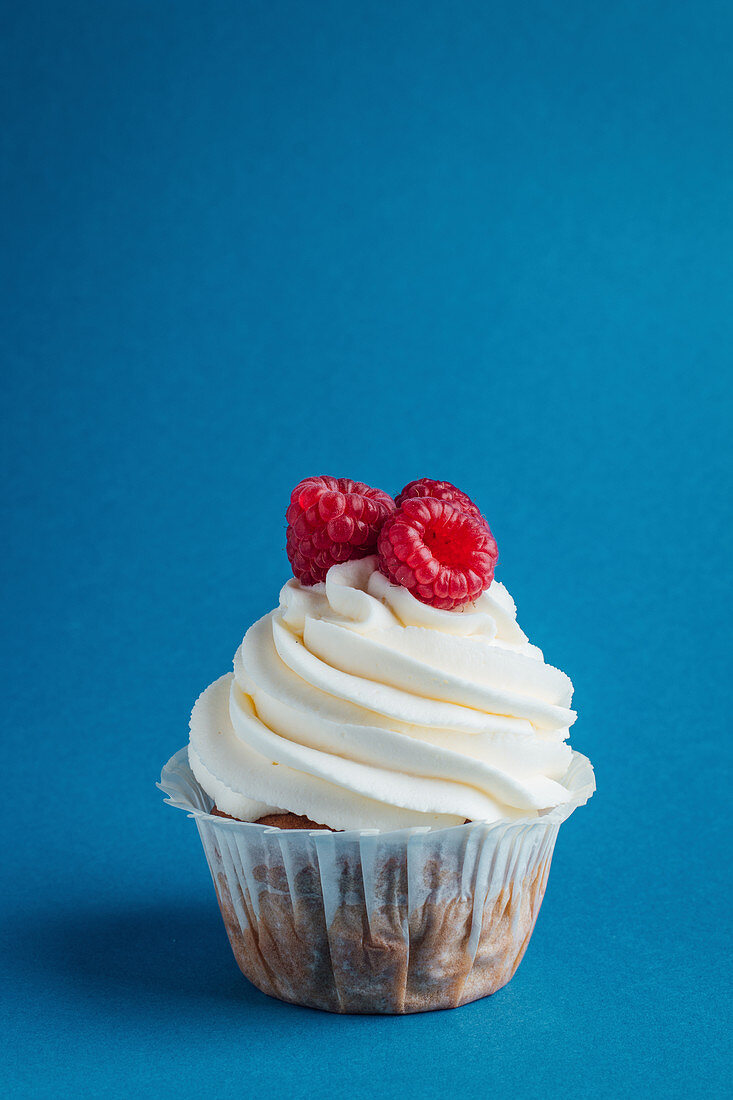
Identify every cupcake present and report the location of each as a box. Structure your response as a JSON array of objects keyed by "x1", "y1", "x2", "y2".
[{"x1": 160, "y1": 475, "x2": 595, "y2": 1014}]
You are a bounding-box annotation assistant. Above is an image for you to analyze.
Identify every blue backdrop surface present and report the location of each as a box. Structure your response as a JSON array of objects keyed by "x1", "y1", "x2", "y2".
[{"x1": 2, "y1": 2, "x2": 731, "y2": 1097}]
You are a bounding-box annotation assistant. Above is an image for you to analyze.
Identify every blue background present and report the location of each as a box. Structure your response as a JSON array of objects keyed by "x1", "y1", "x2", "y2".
[{"x1": 2, "y1": 1, "x2": 731, "y2": 1096}]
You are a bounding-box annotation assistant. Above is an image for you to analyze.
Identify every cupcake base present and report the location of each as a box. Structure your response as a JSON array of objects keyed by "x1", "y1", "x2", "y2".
[
  {"x1": 160, "y1": 747, "x2": 595, "y2": 1014},
  {"x1": 212, "y1": 837, "x2": 549, "y2": 1013}
]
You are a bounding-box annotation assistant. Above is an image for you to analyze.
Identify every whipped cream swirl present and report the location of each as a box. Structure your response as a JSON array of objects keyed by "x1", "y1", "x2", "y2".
[{"x1": 189, "y1": 557, "x2": 586, "y2": 830}]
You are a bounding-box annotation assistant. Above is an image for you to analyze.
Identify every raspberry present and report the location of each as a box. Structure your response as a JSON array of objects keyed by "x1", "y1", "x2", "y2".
[
  {"x1": 396, "y1": 477, "x2": 498, "y2": 560},
  {"x1": 377, "y1": 497, "x2": 497, "y2": 610},
  {"x1": 286, "y1": 475, "x2": 396, "y2": 585}
]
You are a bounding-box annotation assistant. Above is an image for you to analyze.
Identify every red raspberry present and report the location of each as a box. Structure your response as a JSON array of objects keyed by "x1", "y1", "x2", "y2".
[
  {"x1": 377, "y1": 497, "x2": 497, "y2": 610},
  {"x1": 286, "y1": 475, "x2": 396, "y2": 585},
  {"x1": 397, "y1": 478, "x2": 498, "y2": 565}
]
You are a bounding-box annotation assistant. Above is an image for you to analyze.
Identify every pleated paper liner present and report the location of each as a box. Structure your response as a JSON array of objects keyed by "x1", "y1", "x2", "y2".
[{"x1": 159, "y1": 747, "x2": 594, "y2": 1014}]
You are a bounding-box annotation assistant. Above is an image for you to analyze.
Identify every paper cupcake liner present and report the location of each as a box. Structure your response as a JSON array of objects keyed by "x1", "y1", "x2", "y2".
[{"x1": 159, "y1": 747, "x2": 594, "y2": 1014}]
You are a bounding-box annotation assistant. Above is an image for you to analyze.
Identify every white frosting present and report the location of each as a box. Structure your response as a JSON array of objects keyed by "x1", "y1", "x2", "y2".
[{"x1": 188, "y1": 557, "x2": 584, "y2": 830}]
